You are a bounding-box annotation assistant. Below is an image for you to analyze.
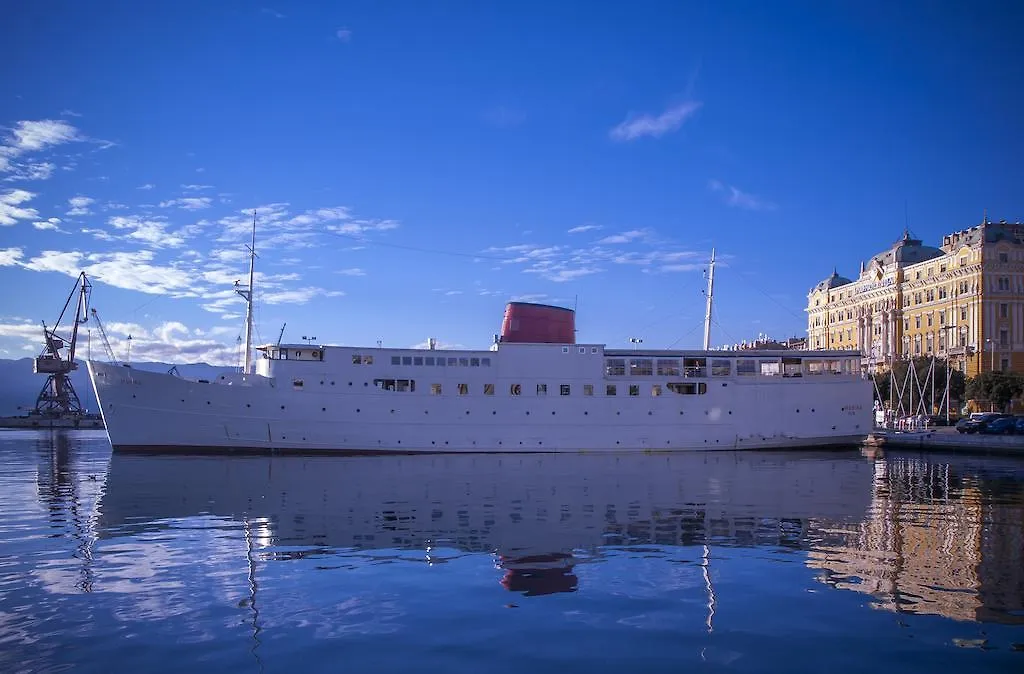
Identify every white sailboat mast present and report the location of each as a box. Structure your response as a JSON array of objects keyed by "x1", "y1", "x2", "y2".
[
  {"x1": 703, "y1": 248, "x2": 716, "y2": 351},
  {"x1": 235, "y1": 211, "x2": 257, "y2": 375}
]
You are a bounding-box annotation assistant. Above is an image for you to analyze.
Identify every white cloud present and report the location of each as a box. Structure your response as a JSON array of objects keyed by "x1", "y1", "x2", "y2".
[
  {"x1": 0, "y1": 247, "x2": 23, "y2": 266},
  {"x1": 609, "y1": 101, "x2": 702, "y2": 142},
  {"x1": 335, "y1": 267, "x2": 366, "y2": 276},
  {"x1": 261, "y1": 8, "x2": 286, "y2": 19},
  {"x1": 567, "y1": 224, "x2": 602, "y2": 234},
  {"x1": 6, "y1": 119, "x2": 79, "y2": 152},
  {"x1": 708, "y1": 180, "x2": 776, "y2": 212},
  {"x1": 596, "y1": 229, "x2": 648, "y2": 245},
  {"x1": 261, "y1": 287, "x2": 345, "y2": 305},
  {"x1": 2, "y1": 161, "x2": 55, "y2": 181},
  {"x1": 108, "y1": 215, "x2": 189, "y2": 248},
  {"x1": 21, "y1": 249, "x2": 200, "y2": 297},
  {"x1": 336, "y1": 27, "x2": 352, "y2": 41},
  {"x1": 32, "y1": 217, "x2": 64, "y2": 232},
  {"x1": 444, "y1": 290, "x2": 463, "y2": 296},
  {"x1": 329, "y1": 218, "x2": 400, "y2": 236},
  {"x1": 0, "y1": 189, "x2": 39, "y2": 225},
  {"x1": 159, "y1": 197, "x2": 212, "y2": 211},
  {"x1": 66, "y1": 195, "x2": 94, "y2": 216},
  {"x1": 0, "y1": 320, "x2": 42, "y2": 341},
  {"x1": 180, "y1": 184, "x2": 213, "y2": 191},
  {"x1": 137, "y1": 183, "x2": 155, "y2": 190}
]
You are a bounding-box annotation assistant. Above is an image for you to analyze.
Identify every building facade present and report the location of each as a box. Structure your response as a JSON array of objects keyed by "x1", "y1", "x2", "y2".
[{"x1": 807, "y1": 219, "x2": 1024, "y2": 377}]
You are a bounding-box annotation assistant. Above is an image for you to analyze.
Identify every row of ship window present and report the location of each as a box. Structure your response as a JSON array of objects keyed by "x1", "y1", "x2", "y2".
[
  {"x1": 351, "y1": 354, "x2": 494, "y2": 367},
  {"x1": 605, "y1": 357, "x2": 854, "y2": 377},
  {"x1": 366, "y1": 379, "x2": 709, "y2": 396}
]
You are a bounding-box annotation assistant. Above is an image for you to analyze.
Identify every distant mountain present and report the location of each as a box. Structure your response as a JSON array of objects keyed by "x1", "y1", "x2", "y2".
[{"x1": 0, "y1": 358, "x2": 233, "y2": 416}]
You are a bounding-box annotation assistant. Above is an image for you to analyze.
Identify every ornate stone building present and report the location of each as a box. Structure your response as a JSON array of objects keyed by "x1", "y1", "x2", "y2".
[{"x1": 807, "y1": 219, "x2": 1024, "y2": 376}]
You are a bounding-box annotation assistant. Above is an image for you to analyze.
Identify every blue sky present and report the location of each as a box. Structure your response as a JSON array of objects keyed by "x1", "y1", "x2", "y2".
[{"x1": 1, "y1": 1, "x2": 1022, "y2": 364}]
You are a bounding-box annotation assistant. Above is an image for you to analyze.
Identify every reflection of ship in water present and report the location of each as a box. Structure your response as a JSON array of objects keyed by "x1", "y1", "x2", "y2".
[
  {"x1": 98, "y1": 451, "x2": 876, "y2": 598},
  {"x1": 807, "y1": 453, "x2": 1024, "y2": 624}
]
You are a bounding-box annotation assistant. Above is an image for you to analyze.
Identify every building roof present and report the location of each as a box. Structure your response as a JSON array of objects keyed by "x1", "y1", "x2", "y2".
[
  {"x1": 812, "y1": 269, "x2": 853, "y2": 293},
  {"x1": 869, "y1": 229, "x2": 944, "y2": 268}
]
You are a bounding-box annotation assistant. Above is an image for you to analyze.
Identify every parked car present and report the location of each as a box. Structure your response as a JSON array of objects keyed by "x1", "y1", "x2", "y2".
[
  {"x1": 956, "y1": 413, "x2": 1008, "y2": 434},
  {"x1": 979, "y1": 416, "x2": 1017, "y2": 435},
  {"x1": 1014, "y1": 417, "x2": 1024, "y2": 435}
]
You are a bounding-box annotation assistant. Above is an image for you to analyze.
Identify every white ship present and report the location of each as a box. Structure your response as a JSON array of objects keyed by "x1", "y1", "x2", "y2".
[{"x1": 87, "y1": 234, "x2": 873, "y2": 453}]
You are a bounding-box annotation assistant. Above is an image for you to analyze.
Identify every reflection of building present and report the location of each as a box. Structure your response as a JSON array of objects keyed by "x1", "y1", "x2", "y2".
[
  {"x1": 807, "y1": 219, "x2": 1024, "y2": 376},
  {"x1": 807, "y1": 457, "x2": 1024, "y2": 624}
]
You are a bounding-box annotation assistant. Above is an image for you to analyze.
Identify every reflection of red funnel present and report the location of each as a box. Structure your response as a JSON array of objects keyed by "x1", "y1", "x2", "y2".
[{"x1": 499, "y1": 553, "x2": 578, "y2": 597}]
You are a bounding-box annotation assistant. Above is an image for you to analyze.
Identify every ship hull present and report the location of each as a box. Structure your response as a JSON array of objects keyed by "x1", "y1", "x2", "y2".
[{"x1": 89, "y1": 358, "x2": 873, "y2": 454}]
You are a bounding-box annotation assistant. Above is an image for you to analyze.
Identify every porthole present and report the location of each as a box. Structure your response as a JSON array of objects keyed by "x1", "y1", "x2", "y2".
[
  {"x1": 526, "y1": 411, "x2": 530, "y2": 415},
  {"x1": 432, "y1": 441, "x2": 436, "y2": 445},
  {"x1": 356, "y1": 408, "x2": 360, "y2": 413},
  {"x1": 616, "y1": 411, "x2": 620, "y2": 415},
  {"x1": 246, "y1": 403, "x2": 251, "y2": 408},
  {"x1": 348, "y1": 382, "x2": 352, "y2": 386},
  {"x1": 811, "y1": 408, "x2": 816, "y2": 413},
  {"x1": 648, "y1": 411, "x2": 652, "y2": 416},
  {"x1": 584, "y1": 411, "x2": 588, "y2": 415},
  {"x1": 391, "y1": 409, "x2": 395, "y2": 414},
  {"x1": 322, "y1": 407, "x2": 326, "y2": 412},
  {"x1": 492, "y1": 411, "x2": 496, "y2": 415},
  {"x1": 280, "y1": 405, "x2": 285, "y2": 410},
  {"x1": 551, "y1": 411, "x2": 556, "y2": 415},
  {"x1": 466, "y1": 411, "x2": 470, "y2": 415}
]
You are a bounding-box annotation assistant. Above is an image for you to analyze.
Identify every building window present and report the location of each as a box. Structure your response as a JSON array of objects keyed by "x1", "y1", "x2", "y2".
[
  {"x1": 961, "y1": 307, "x2": 968, "y2": 321},
  {"x1": 510, "y1": 384, "x2": 521, "y2": 396},
  {"x1": 560, "y1": 384, "x2": 571, "y2": 396},
  {"x1": 628, "y1": 385, "x2": 640, "y2": 396},
  {"x1": 1000, "y1": 252, "x2": 1009, "y2": 263},
  {"x1": 430, "y1": 383, "x2": 442, "y2": 395},
  {"x1": 915, "y1": 316, "x2": 921, "y2": 329},
  {"x1": 536, "y1": 384, "x2": 547, "y2": 396},
  {"x1": 583, "y1": 384, "x2": 593, "y2": 396},
  {"x1": 606, "y1": 384, "x2": 616, "y2": 396},
  {"x1": 458, "y1": 383, "x2": 469, "y2": 395},
  {"x1": 651, "y1": 384, "x2": 662, "y2": 396},
  {"x1": 1001, "y1": 303, "x2": 1008, "y2": 319},
  {"x1": 1001, "y1": 358, "x2": 1010, "y2": 371},
  {"x1": 484, "y1": 383, "x2": 494, "y2": 395},
  {"x1": 927, "y1": 314, "x2": 933, "y2": 327},
  {"x1": 1000, "y1": 329, "x2": 1009, "y2": 346}
]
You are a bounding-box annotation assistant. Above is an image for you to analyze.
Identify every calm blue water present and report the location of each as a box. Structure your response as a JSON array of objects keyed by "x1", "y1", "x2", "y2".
[{"x1": 1, "y1": 431, "x2": 1022, "y2": 673}]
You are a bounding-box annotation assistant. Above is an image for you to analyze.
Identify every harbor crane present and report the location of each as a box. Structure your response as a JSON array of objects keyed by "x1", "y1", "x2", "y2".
[{"x1": 31, "y1": 272, "x2": 92, "y2": 417}]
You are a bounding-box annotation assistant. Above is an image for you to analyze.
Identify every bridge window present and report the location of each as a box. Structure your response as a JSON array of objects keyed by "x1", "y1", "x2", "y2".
[
  {"x1": 737, "y1": 359, "x2": 756, "y2": 376},
  {"x1": 782, "y1": 357, "x2": 802, "y2": 377},
  {"x1": 605, "y1": 358, "x2": 626, "y2": 376},
  {"x1": 629, "y1": 359, "x2": 653, "y2": 376},
  {"x1": 759, "y1": 360, "x2": 781, "y2": 376},
  {"x1": 711, "y1": 359, "x2": 731, "y2": 376},
  {"x1": 683, "y1": 358, "x2": 707, "y2": 377},
  {"x1": 656, "y1": 359, "x2": 680, "y2": 376},
  {"x1": 425, "y1": 357, "x2": 435, "y2": 366},
  {"x1": 414, "y1": 356, "x2": 423, "y2": 366},
  {"x1": 402, "y1": 356, "x2": 412, "y2": 366},
  {"x1": 391, "y1": 356, "x2": 400, "y2": 365}
]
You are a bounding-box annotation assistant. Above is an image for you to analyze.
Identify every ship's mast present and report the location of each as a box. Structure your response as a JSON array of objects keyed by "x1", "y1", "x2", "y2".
[
  {"x1": 234, "y1": 211, "x2": 257, "y2": 375},
  {"x1": 702, "y1": 248, "x2": 716, "y2": 351}
]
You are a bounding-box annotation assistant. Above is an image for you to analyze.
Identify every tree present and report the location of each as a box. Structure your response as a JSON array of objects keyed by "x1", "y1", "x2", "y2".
[
  {"x1": 872, "y1": 357, "x2": 966, "y2": 414},
  {"x1": 965, "y1": 371, "x2": 1024, "y2": 412}
]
